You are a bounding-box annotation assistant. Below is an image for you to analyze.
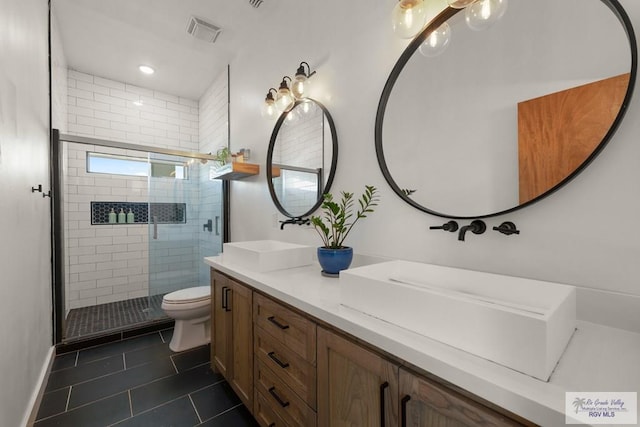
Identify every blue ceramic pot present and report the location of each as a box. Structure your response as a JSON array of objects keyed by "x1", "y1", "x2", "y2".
[{"x1": 317, "y1": 247, "x2": 353, "y2": 275}]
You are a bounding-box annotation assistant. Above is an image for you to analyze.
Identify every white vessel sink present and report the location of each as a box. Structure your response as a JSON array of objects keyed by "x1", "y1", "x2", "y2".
[
  {"x1": 222, "y1": 240, "x2": 314, "y2": 272},
  {"x1": 340, "y1": 260, "x2": 576, "y2": 381}
]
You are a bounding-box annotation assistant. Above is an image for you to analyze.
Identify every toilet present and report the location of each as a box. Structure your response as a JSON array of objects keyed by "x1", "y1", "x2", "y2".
[{"x1": 161, "y1": 286, "x2": 211, "y2": 352}]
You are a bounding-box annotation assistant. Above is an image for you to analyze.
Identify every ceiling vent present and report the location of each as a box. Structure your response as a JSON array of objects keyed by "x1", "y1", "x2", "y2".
[
  {"x1": 186, "y1": 16, "x2": 222, "y2": 43},
  {"x1": 249, "y1": 0, "x2": 263, "y2": 8}
]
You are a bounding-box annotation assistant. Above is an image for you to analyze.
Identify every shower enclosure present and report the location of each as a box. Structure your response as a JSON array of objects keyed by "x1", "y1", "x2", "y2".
[{"x1": 52, "y1": 131, "x2": 226, "y2": 343}]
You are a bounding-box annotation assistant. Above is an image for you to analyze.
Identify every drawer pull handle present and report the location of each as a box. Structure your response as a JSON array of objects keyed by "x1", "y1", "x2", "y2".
[
  {"x1": 401, "y1": 395, "x2": 411, "y2": 427},
  {"x1": 268, "y1": 351, "x2": 290, "y2": 369},
  {"x1": 223, "y1": 287, "x2": 231, "y2": 312},
  {"x1": 380, "y1": 381, "x2": 389, "y2": 426},
  {"x1": 267, "y1": 316, "x2": 290, "y2": 330},
  {"x1": 221, "y1": 286, "x2": 228, "y2": 310},
  {"x1": 268, "y1": 386, "x2": 290, "y2": 408}
]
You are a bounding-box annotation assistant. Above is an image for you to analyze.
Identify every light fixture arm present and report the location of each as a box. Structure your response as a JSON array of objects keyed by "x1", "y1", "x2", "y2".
[
  {"x1": 296, "y1": 61, "x2": 316, "y2": 79},
  {"x1": 279, "y1": 76, "x2": 292, "y2": 89},
  {"x1": 266, "y1": 87, "x2": 277, "y2": 101}
]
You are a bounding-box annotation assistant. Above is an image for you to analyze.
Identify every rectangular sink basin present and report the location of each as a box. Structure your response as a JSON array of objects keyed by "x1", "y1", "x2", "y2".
[
  {"x1": 340, "y1": 260, "x2": 576, "y2": 381},
  {"x1": 222, "y1": 240, "x2": 314, "y2": 272}
]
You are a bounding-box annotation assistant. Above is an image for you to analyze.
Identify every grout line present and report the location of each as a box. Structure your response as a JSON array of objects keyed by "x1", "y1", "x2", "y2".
[
  {"x1": 201, "y1": 403, "x2": 243, "y2": 424},
  {"x1": 159, "y1": 330, "x2": 166, "y2": 344},
  {"x1": 128, "y1": 390, "x2": 133, "y2": 418},
  {"x1": 188, "y1": 394, "x2": 203, "y2": 424},
  {"x1": 169, "y1": 355, "x2": 179, "y2": 374},
  {"x1": 74, "y1": 351, "x2": 79, "y2": 367},
  {"x1": 122, "y1": 353, "x2": 127, "y2": 370},
  {"x1": 65, "y1": 386, "x2": 72, "y2": 411}
]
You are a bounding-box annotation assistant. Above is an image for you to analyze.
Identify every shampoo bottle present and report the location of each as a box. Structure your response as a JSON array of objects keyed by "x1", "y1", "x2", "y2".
[
  {"x1": 108, "y1": 208, "x2": 117, "y2": 224},
  {"x1": 127, "y1": 208, "x2": 135, "y2": 224},
  {"x1": 118, "y1": 208, "x2": 126, "y2": 223}
]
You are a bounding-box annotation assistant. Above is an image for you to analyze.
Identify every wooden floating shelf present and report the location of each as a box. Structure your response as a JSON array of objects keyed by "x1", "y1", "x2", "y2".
[{"x1": 210, "y1": 162, "x2": 260, "y2": 180}]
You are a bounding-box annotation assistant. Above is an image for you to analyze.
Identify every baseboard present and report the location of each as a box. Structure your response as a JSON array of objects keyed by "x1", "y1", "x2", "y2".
[{"x1": 22, "y1": 346, "x2": 55, "y2": 427}]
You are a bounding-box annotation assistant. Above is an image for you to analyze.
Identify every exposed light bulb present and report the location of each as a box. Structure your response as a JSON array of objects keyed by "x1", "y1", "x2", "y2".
[
  {"x1": 261, "y1": 98, "x2": 277, "y2": 119},
  {"x1": 261, "y1": 89, "x2": 278, "y2": 119},
  {"x1": 391, "y1": 0, "x2": 427, "y2": 39},
  {"x1": 465, "y1": 0, "x2": 508, "y2": 31},
  {"x1": 275, "y1": 78, "x2": 294, "y2": 113},
  {"x1": 419, "y1": 23, "x2": 451, "y2": 57},
  {"x1": 291, "y1": 74, "x2": 307, "y2": 99},
  {"x1": 447, "y1": 0, "x2": 477, "y2": 8}
]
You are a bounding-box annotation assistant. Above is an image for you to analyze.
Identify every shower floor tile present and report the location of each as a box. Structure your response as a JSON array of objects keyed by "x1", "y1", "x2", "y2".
[{"x1": 65, "y1": 294, "x2": 166, "y2": 340}]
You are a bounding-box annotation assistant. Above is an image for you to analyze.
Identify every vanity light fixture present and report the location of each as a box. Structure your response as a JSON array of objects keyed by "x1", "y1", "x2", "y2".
[
  {"x1": 391, "y1": 0, "x2": 428, "y2": 39},
  {"x1": 419, "y1": 22, "x2": 451, "y2": 57},
  {"x1": 393, "y1": 0, "x2": 507, "y2": 50},
  {"x1": 261, "y1": 88, "x2": 278, "y2": 119},
  {"x1": 465, "y1": 0, "x2": 508, "y2": 31},
  {"x1": 275, "y1": 76, "x2": 295, "y2": 113},
  {"x1": 291, "y1": 62, "x2": 316, "y2": 99},
  {"x1": 262, "y1": 62, "x2": 318, "y2": 119},
  {"x1": 138, "y1": 65, "x2": 155, "y2": 75}
]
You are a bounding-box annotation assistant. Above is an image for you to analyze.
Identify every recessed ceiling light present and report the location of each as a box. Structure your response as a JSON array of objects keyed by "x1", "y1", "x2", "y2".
[{"x1": 138, "y1": 65, "x2": 155, "y2": 75}]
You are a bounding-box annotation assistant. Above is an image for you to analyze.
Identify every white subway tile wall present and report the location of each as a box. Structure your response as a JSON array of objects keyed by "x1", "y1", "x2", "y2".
[
  {"x1": 63, "y1": 69, "x2": 228, "y2": 312},
  {"x1": 66, "y1": 69, "x2": 199, "y2": 151}
]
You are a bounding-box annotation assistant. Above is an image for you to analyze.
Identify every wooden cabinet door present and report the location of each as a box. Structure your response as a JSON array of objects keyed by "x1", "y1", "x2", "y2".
[
  {"x1": 229, "y1": 278, "x2": 253, "y2": 410},
  {"x1": 399, "y1": 368, "x2": 525, "y2": 427},
  {"x1": 211, "y1": 271, "x2": 231, "y2": 378},
  {"x1": 317, "y1": 327, "x2": 398, "y2": 427}
]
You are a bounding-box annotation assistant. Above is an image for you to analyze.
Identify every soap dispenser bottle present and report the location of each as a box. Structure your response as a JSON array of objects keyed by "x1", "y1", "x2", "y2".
[
  {"x1": 118, "y1": 208, "x2": 126, "y2": 223},
  {"x1": 126, "y1": 208, "x2": 135, "y2": 224},
  {"x1": 108, "y1": 208, "x2": 117, "y2": 224}
]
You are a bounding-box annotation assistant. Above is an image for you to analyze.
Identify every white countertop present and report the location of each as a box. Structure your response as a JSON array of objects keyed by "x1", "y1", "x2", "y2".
[{"x1": 204, "y1": 255, "x2": 640, "y2": 427}]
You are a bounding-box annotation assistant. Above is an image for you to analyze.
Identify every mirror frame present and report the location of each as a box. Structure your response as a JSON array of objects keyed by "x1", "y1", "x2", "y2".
[
  {"x1": 266, "y1": 99, "x2": 339, "y2": 219},
  {"x1": 375, "y1": 1, "x2": 637, "y2": 219}
]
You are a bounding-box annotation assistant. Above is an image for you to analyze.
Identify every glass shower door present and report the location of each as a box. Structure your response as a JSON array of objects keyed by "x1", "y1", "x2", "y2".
[{"x1": 147, "y1": 152, "x2": 223, "y2": 319}]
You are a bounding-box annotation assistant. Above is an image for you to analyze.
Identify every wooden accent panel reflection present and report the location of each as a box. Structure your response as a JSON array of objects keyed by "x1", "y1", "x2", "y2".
[{"x1": 518, "y1": 73, "x2": 630, "y2": 204}]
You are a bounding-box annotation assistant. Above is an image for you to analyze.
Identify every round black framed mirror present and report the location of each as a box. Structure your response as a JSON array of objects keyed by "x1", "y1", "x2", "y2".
[
  {"x1": 375, "y1": 0, "x2": 637, "y2": 219},
  {"x1": 267, "y1": 99, "x2": 338, "y2": 220}
]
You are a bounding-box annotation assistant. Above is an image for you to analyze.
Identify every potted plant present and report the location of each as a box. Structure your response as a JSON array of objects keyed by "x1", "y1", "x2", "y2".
[{"x1": 311, "y1": 185, "x2": 380, "y2": 276}]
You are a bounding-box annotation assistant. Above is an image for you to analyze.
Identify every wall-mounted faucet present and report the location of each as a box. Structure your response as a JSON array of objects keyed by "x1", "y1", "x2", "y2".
[
  {"x1": 493, "y1": 221, "x2": 520, "y2": 236},
  {"x1": 429, "y1": 220, "x2": 458, "y2": 232},
  {"x1": 458, "y1": 220, "x2": 486, "y2": 241}
]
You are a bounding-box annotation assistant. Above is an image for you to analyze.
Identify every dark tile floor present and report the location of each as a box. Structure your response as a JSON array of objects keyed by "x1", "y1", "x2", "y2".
[
  {"x1": 65, "y1": 295, "x2": 166, "y2": 339},
  {"x1": 36, "y1": 328, "x2": 259, "y2": 427}
]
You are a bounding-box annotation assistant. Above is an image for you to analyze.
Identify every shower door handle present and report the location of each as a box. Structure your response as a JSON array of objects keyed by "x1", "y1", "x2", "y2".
[
  {"x1": 152, "y1": 216, "x2": 158, "y2": 240},
  {"x1": 215, "y1": 216, "x2": 220, "y2": 236}
]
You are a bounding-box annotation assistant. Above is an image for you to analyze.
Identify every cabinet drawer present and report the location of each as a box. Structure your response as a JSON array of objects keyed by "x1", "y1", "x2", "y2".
[
  {"x1": 256, "y1": 359, "x2": 317, "y2": 427},
  {"x1": 255, "y1": 389, "x2": 290, "y2": 427},
  {"x1": 255, "y1": 326, "x2": 316, "y2": 409},
  {"x1": 254, "y1": 293, "x2": 316, "y2": 364}
]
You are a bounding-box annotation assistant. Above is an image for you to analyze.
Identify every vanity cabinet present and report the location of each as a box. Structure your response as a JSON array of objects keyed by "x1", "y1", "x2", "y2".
[
  {"x1": 317, "y1": 327, "x2": 399, "y2": 427},
  {"x1": 253, "y1": 293, "x2": 317, "y2": 427},
  {"x1": 211, "y1": 271, "x2": 253, "y2": 410},
  {"x1": 210, "y1": 268, "x2": 533, "y2": 427},
  {"x1": 399, "y1": 368, "x2": 523, "y2": 427}
]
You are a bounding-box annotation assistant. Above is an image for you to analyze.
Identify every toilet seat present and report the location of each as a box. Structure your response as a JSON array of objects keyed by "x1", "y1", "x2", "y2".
[{"x1": 162, "y1": 286, "x2": 210, "y2": 304}]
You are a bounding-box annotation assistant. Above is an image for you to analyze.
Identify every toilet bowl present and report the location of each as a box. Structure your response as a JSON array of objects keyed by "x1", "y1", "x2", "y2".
[{"x1": 161, "y1": 286, "x2": 211, "y2": 352}]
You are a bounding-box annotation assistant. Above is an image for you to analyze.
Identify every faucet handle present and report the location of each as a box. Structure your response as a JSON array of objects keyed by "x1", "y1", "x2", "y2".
[
  {"x1": 429, "y1": 220, "x2": 459, "y2": 232},
  {"x1": 493, "y1": 221, "x2": 520, "y2": 236}
]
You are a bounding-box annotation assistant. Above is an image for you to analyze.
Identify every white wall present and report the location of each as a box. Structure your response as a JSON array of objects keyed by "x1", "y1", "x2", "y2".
[
  {"x1": 227, "y1": 0, "x2": 640, "y2": 333},
  {"x1": 0, "y1": 0, "x2": 53, "y2": 425}
]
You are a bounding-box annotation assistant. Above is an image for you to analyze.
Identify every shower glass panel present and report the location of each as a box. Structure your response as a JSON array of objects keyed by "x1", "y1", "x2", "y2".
[
  {"x1": 147, "y1": 152, "x2": 223, "y2": 319},
  {"x1": 56, "y1": 133, "x2": 224, "y2": 342}
]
